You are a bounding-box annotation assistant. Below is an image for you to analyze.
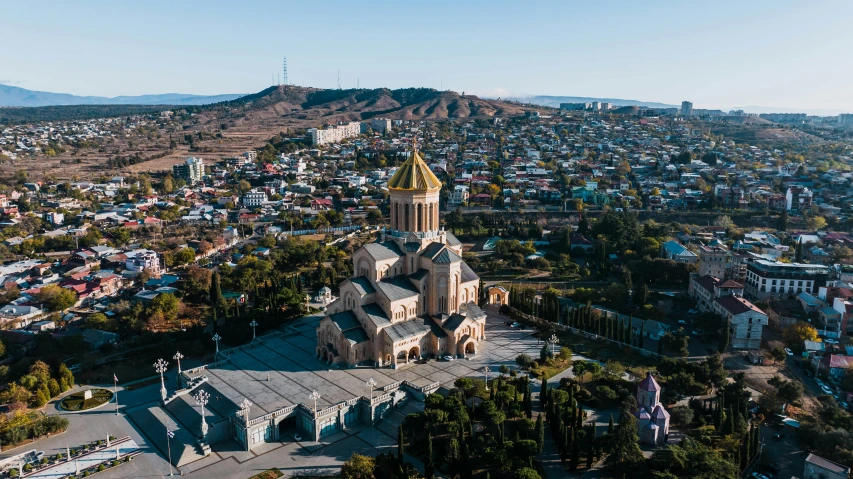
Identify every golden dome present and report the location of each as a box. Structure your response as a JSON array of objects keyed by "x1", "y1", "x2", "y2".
[{"x1": 387, "y1": 149, "x2": 442, "y2": 191}]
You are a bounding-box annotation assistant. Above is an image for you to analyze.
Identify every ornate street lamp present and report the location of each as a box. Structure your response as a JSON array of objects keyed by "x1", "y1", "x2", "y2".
[
  {"x1": 366, "y1": 378, "x2": 377, "y2": 402},
  {"x1": 239, "y1": 398, "x2": 252, "y2": 422},
  {"x1": 212, "y1": 333, "x2": 221, "y2": 354},
  {"x1": 193, "y1": 389, "x2": 210, "y2": 438},
  {"x1": 549, "y1": 334, "x2": 559, "y2": 356},
  {"x1": 154, "y1": 358, "x2": 169, "y2": 401},
  {"x1": 250, "y1": 320, "x2": 258, "y2": 340},
  {"x1": 309, "y1": 390, "x2": 321, "y2": 413},
  {"x1": 173, "y1": 351, "x2": 184, "y2": 374}
]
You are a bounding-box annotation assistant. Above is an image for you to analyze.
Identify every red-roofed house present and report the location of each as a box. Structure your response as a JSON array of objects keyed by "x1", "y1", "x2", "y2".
[
  {"x1": 689, "y1": 273, "x2": 766, "y2": 349},
  {"x1": 818, "y1": 354, "x2": 853, "y2": 380}
]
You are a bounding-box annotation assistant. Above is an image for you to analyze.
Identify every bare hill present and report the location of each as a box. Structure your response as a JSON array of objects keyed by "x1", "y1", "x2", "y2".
[{"x1": 9, "y1": 86, "x2": 544, "y2": 179}]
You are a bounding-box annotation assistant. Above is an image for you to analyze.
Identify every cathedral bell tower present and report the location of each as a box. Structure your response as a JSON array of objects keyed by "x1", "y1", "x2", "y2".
[{"x1": 386, "y1": 147, "x2": 442, "y2": 237}]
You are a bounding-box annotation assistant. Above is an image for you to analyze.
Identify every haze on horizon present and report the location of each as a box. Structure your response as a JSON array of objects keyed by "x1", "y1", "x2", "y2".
[{"x1": 3, "y1": 0, "x2": 852, "y2": 113}]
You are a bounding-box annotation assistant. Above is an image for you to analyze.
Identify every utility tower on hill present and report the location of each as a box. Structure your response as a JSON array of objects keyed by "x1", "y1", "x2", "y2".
[{"x1": 282, "y1": 57, "x2": 288, "y2": 87}]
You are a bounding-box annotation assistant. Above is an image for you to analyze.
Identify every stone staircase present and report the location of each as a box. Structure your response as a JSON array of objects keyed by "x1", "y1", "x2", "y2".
[
  {"x1": 163, "y1": 375, "x2": 208, "y2": 404},
  {"x1": 127, "y1": 404, "x2": 209, "y2": 466}
]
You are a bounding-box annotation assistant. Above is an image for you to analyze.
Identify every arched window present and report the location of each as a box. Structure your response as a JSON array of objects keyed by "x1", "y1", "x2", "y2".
[
  {"x1": 428, "y1": 203, "x2": 434, "y2": 230},
  {"x1": 404, "y1": 204, "x2": 410, "y2": 231},
  {"x1": 417, "y1": 204, "x2": 423, "y2": 232}
]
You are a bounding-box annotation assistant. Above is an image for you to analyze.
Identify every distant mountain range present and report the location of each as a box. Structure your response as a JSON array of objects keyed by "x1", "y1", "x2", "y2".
[
  {"x1": 0, "y1": 84, "x2": 245, "y2": 107},
  {"x1": 505, "y1": 95, "x2": 678, "y2": 109}
]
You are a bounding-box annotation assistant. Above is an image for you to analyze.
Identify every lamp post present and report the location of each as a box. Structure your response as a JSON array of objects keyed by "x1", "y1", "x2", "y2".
[
  {"x1": 155, "y1": 358, "x2": 169, "y2": 401},
  {"x1": 239, "y1": 398, "x2": 252, "y2": 423},
  {"x1": 366, "y1": 378, "x2": 377, "y2": 402},
  {"x1": 483, "y1": 366, "x2": 490, "y2": 390},
  {"x1": 309, "y1": 390, "x2": 321, "y2": 414},
  {"x1": 173, "y1": 351, "x2": 184, "y2": 374},
  {"x1": 549, "y1": 334, "x2": 559, "y2": 357},
  {"x1": 250, "y1": 320, "x2": 258, "y2": 340},
  {"x1": 193, "y1": 390, "x2": 210, "y2": 438},
  {"x1": 212, "y1": 333, "x2": 221, "y2": 354}
]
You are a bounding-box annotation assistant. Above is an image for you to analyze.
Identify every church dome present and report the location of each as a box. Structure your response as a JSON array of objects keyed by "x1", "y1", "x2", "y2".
[{"x1": 387, "y1": 149, "x2": 442, "y2": 191}]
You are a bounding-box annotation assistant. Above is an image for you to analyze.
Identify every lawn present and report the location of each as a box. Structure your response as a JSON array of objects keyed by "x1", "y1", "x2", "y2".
[{"x1": 60, "y1": 388, "x2": 114, "y2": 411}]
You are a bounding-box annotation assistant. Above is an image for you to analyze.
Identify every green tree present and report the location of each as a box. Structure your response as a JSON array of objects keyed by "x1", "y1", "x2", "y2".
[
  {"x1": 34, "y1": 285, "x2": 77, "y2": 311},
  {"x1": 605, "y1": 403, "x2": 644, "y2": 471},
  {"x1": 341, "y1": 453, "x2": 376, "y2": 479}
]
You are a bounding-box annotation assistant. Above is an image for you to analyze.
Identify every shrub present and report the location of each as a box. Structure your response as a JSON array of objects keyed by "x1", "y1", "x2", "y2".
[
  {"x1": 9, "y1": 468, "x2": 18, "y2": 477},
  {"x1": 670, "y1": 406, "x2": 694, "y2": 425},
  {"x1": 516, "y1": 354, "x2": 534, "y2": 368},
  {"x1": 97, "y1": 464, "x2": 106, "y2": 472},
  {"x1": 23, "y1": 463, "x2": 32, "y2": 472},
  {"x1": 83, "y1": 470, "x2": 90, "y2": 477},
  {"x1": 595, "y1": 385, "x2": 618, "y2": 402},
  {"x1": 112, "y1": 460, "x2": 120, "y2": 467}
]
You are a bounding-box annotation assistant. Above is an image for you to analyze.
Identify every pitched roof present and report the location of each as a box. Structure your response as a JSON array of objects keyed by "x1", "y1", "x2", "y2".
[
  {"x1": 806, "y1": 454, "x2": 850, "y2": 474},
  {"x1": 350, "y1": 276, "x2": 376, "y2": 295},
  {"x1": 386, "y1": 149, "x2": 442, "y2": 191},
  {"x1": 638, "y1": 372, "x2": 661, "y2": 392},
  {"x1": 363, "y1": 241, "x2": 403, "y2": 262},
  {"x1": 362, "y1": 303, "x2": 391, "y2": 328},
  {"x1": 461, "y1": 261, "x2": 479, "y2": 283},
  {"x1": 384, "y1": 316, "x2": 434, "y2": 342},
  {"x1": 375, "y1": 276, "x2": 419, "y2": 302},
  {"x1": 715, "y1": 295, "x2": 766, "y2": 316}
]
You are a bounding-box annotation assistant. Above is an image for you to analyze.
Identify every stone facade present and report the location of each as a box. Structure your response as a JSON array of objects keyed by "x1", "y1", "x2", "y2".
[
  {"x1": 316, "y1": 149, "x2": 487, "y2": 368},
  {"x1": 635, "y1": 372, "x2": 670, "y2": 446}
]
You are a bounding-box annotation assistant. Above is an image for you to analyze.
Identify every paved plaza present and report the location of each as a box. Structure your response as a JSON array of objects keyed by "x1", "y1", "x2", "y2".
[
  {"x1": 182, "y1": 311, "x2": 546, "y2": 417},
  {"x1": 26, "y1": 439, "x2": 140, "y2": 479},
  {"x1": 0, "y1": 308, "x2": 550, "y2": 479}
]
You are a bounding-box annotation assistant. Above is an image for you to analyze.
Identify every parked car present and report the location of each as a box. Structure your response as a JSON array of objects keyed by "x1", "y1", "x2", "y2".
[
  {"x1": 692, "y1": 330, "x2": 703, "y2": 336},
  {"x1": 678, "y1": 320, "x2": 688, "y2": 325},
  {"x1": 510, "y1": 322, "x2": 520, "y2": 329},
  {"x1": 821, "y1": 385, "x2": 833, "y2": 395},
  {"x1": 784, "y1": 348, "x2": 793, "y2": 356},
  {"x1": 688, "y1": 309, "x2": 698, "y2": 314},
  {"x1": 825, "y1": 339, "x2": 840, "y2": 345},
  {"x1": 839, "y1": 401, "x2": 850, "y2": 410},
  {"x1": 291, "y1": 433, "x2": 302, "y2": 441},
  {"x1": 442, "y1": 355, "x2": 455, "y2": 361}
]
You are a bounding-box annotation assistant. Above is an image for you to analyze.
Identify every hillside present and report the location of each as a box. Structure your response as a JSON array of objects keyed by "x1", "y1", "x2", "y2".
[
  {"x1": 0, "y1": 84, "x2": 244, "y2": 107},
  {"x1": 507, "y1": 95, "x2": 678, "y2": 109},
  {"x1": 3, "y1": 86, "x2": 544, "y2": 179}
]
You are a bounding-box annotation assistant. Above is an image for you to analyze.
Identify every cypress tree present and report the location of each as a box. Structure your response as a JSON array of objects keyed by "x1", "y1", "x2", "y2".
[
  {"x1": 570, "y1": 439, "x2": 580, "y2": 471},
  {"x1": 541, "y1": 376, "x2": 549, "y2": 409},
  {"x1": 535, "y1": 414, "x2": 544, "y2": 452},
  {"x1": 425, "y1": 434, "x2": 435, "y2": 479},
  {"x1": 576, "y1": 404, "x2": 583, "y2": 430},
  {"x1": 398, "y1": 424, "x2": 405, "y2": 465},
  {"x1": 608, "y1": 413, "x2": 614, "y2": 434}
]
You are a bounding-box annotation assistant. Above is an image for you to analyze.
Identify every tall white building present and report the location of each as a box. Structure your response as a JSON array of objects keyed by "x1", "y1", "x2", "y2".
[
  {"x1": 172, "y1": 157, "x2": 205, "y2": 182},
  {"x1": 681, "y1": 101, "x2": 693, "y2": 117},
  {"x1": 308, "y1": 122, "x2": 362, "y2": 146},
  {"x1": 243, "y1": 190, "x2": 268, "y2": 208}
]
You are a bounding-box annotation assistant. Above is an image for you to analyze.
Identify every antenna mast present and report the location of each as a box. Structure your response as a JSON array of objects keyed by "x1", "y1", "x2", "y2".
[
  {"x1": 282, "y1": 56, "x2": 288, "y2": 87},
  {"x1": 337, "y1": 70, "x2": 341, "y2": 90}
]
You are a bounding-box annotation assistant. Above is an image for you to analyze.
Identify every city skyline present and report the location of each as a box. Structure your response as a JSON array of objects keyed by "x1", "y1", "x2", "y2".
[{"x1": 2, "y1": 0, "x2": 853, "y2": 112}]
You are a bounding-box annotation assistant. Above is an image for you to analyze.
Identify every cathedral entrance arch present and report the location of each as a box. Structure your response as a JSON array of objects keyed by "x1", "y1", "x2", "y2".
[
  {"x1": 465, "y1": 341, "x2": 476, "y2": 355},
  {"x1": 396, "y1": 350, "x2": 408, "y2": 364},
  {"x1": 408, "y1": 346, "x2": 420, "y2": 361}
]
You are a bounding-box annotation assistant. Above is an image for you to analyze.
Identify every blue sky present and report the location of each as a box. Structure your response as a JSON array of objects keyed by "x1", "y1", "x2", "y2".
[{"x1": 3, "y1": 0, "x2": 853, "y2": 111}]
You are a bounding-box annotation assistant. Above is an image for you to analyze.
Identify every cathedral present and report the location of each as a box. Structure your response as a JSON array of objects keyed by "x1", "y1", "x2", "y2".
[{"x1": 316, "y1": 149, "x2": 487, "y2": 368}]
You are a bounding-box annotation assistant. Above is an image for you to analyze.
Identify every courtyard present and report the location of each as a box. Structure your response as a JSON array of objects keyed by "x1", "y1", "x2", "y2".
[{"x1": 1, "y1": 308, "x2": 554, "y2": 479}]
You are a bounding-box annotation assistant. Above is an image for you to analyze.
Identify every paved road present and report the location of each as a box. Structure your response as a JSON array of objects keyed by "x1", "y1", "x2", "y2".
[{"x1": 26, "y1": 439, "x2": 140, "y2": 479}]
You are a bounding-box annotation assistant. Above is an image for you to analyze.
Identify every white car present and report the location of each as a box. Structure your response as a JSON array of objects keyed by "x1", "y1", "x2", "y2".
[
  {"x1": 442, "y1": 355, "x2": 455, "y2": 361},
  {"x1": 825, "y1": 339, "x2": 840, "y2": 344},
  {"x1": 688, "y1": 309, "x2": 698, "y2": 314},
  {"x1": 821, "y1": 385, "x2": 833, "y2": 395},
  {"x1": 784, "y1": 348, "x2": 793, "y2": 356},
  {"x1": 291, "y1": 433, "x2": 302, "y2": 442},
  {"x1": 678, "y1": 320, "x2": 688, "y2": 325}
]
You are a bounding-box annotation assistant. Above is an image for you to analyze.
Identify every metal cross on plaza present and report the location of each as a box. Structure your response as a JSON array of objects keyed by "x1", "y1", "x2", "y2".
[
  {"x1": 549, "y1": 334, "x2": 559, "y2": 356},
  {"x1": 239, "y1": 398, "x2": 252, "y2": 421},
  {"x1": 366, "y1": 378, "x2": 377, "y2": 401},
  {"x1": 212, "y1": 333, "x2": 221, "y2": 353},
  {"x1": 250, "y1": 320, "x2": 258, "y2": 340},
  {"x1": 173, "y1": 351, "x2": 184, "y2": 374},
  {"x1": 154, "y1": 358, "x2": 169, "y2": 401},
  {"x1": 309, "y1": 390, "x2": 321, "y2": 413},
  {"x1": 193, "y1": 389, "x2": 211, "y2": 438}
]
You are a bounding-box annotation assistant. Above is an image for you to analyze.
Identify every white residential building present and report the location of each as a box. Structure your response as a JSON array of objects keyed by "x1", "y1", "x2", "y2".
[
  {"x1": 243, "y1": 190, "x2": 268, "y2": 208},
  {"x1": 172, "y1": 157, "x2": 205, "y2": 182},
  {"x1": 308, "y1": 122, "x2": 362, "y2": 146}
]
